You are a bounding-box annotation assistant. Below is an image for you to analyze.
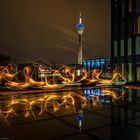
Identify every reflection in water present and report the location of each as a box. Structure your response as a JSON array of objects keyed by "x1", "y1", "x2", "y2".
[{"x1": 0, "y1": 88, "x2": 126, "y2": 125}]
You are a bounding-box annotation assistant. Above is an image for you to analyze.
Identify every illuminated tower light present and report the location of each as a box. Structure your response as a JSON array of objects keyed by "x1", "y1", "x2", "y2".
[{"x1": 76, "y1": 11, "x2": 85, "y2": 65}]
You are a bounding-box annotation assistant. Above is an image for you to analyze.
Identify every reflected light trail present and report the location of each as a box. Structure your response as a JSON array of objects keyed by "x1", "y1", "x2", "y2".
[{"x1": 0, "y1": 88, "x2": 125, "y2": 121}]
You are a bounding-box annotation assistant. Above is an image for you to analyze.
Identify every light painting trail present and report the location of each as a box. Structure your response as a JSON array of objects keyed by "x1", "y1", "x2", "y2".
[{"x1": 0, "y1": 63, "x2": 126, "y2": 90}]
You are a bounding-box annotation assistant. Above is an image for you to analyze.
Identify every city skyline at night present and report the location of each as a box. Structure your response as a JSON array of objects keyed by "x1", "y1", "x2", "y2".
[
  {"x1": 0, "y1": 1, "x2": 140, "y2": 140},
  {"x1": 0, "y1": 0, "x2": 111, "y2": 64}
]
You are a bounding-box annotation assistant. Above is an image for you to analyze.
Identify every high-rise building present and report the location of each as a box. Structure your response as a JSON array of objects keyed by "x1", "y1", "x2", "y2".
[
  {"x1": 111, "y1": 0, "x2": 140, "y2": 83},
  {"x1": 76, "y1": 12, "x2": 85, "y2": 65}
]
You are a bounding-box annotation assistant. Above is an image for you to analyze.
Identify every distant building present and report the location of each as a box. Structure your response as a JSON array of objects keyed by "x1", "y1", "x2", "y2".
[
  {"x1": 111, "y1": 0, "x2": 140, "y2": 83},
  {"x1": 33, "y1": 60, "x2": 51, "y2": 80},
  {"x1": 83, "y1": 58, "x2": 110, "y2": 72},
  {"x1": 0, "y1": 54, "x2": 10, "y2": 64},
  {"x1": 17, "y1": 60, "x2": 51, "y2": 81}
]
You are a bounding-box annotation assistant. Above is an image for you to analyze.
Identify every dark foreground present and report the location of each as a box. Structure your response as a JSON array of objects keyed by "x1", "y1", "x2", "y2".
[{"x1": 0, "y1": 86, "x2": 140, "y2": 140}]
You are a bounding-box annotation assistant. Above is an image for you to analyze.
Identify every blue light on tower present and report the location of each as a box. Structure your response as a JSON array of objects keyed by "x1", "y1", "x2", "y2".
[{"x1": 76, "y1": 23, "x2": 85, "y2": 35}]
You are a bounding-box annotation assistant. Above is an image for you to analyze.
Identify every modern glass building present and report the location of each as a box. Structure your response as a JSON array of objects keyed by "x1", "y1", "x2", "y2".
[
  {"x1": 111, "y1": 0, "x2": 140, "y2": 83},
  {"x1": 83, "y1": 58, "x2": 110, "y2": 72}
]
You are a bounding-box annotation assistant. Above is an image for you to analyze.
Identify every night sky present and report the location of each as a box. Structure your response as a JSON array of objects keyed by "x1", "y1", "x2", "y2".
[{"x1": 0, "y1": 0, "x2": 111, "y2": 64}]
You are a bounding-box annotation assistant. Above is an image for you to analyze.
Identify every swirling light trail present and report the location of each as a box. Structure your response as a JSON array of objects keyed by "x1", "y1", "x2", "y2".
[{"x1": 0, "y1": 63, "x2": 126, "y2": 90}]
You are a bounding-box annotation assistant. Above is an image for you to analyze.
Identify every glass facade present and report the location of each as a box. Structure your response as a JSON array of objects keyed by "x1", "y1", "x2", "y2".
[
  {"x1": 112, "y1": 0, "x2": 140, "y2": 83},
  {"x1": 83, "y1": 58, "x2": 110, "y2": 71}
]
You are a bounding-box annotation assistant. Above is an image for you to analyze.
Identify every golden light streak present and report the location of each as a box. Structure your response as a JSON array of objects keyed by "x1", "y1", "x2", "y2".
[{"x1": 0, "y1": 63, "x2": 126, "y2": 90}]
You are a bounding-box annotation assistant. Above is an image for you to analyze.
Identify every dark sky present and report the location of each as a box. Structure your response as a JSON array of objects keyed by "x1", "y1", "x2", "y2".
[{"x1": 0, "y1": 0, "x2": 111, "y2": 64}]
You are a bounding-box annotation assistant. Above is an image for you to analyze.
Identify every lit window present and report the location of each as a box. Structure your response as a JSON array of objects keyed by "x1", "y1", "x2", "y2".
[
  {"x1": 128, "y1": 38, "x2": 132, "y2": 56},
  {"x1": 96, "y1": 60, "x2": 100, "y2": 67},
  {"x1": 128, "y1": 63, "x2": 132, "y2": 81},
  {"x1": 84, "y1": 90, "x2": 87, "y2": 94},
  {"x1": 87, "y1": 60, "x2": 90, "y2": 68},
  {"x1": 101, "y1": 59, "x2": 105, "y2": 66},
  {"x1": 121, "y1": 40, "x2": 124, "y2": 56},
  {"x1": 136, "y1": 66, "x2": 140, "y2": 81},
  {"x1": 122, "y1": 63, "x2": 125, "y2": 77},
  {"x1": 136, "y1": 36, "x2": 140, "y2": 55},
  {"x1": 91, "y1": 60, "x2": 94, "y2": 69},
  {"x1": 84, "y1": 63, "x2": 86, "y2": 67}
]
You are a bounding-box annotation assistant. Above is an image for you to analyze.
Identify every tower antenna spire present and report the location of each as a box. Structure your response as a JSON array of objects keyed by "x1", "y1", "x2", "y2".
[{"x1": 79, "y1": 11, "x2": 82, "y2": 23}]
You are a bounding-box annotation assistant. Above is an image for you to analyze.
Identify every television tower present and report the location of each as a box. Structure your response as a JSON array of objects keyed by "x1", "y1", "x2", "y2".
[{"x1": 76, "y1": 12, "x2": 85, "y2": 65}]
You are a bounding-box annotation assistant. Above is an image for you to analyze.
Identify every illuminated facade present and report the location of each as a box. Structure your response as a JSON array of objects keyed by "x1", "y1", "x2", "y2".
[
  {"x1": 76, "y1": 12, "x2": 85, "y2": 65},
  {"x1": 111, "y1": 0, "x2": 140, "y2": 83},
  {"x1": 83, "y1": 58, "x2": 110, "y2": 72}
]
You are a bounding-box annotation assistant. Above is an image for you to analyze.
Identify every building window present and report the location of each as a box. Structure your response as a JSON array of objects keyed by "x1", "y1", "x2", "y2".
[
  {"x1": 121, "y1": 63, "x2": 125, "y2": 77},
  {"x1": 114, "y1": 22, "x2": 118, "y2": 39},
  {"x1": 114, "y1": 41, "x2": 117, "y2": 57},
  {"x1": 87, "y1": 60, "x2": 91, "y2": 68},
  {"x1": 128, "y1": 38, "x2": 132, "y2": 56},
  {"x1": 122, "y1": 1, "x2": 125, "y2": 17},
  {"x1": 128, "y1": 0, "x2": 132, "y2": 12},
  {"x1": 114, "y1": 2, "x2": 118, "y2": 18},
  {"x1": 101, "y1": 59, "x2": 105, "y2": 66},
  {"x1": 121, "y1": 40, "x2": 124, "y2": 56},
  {"x1": 138, "y1": 17, "x2": 140, "y2": 34},
  {"x1": 128, "y1": 63, "x2": 132, "y2": 82},
  {"x1": 136, "y1": 0, "x2": 140, "y2": 13},
  {"x1": 91, "y1": 60, "x2": 94, "y2": 69},
  {"x1": 128, "y1": 17, "x2": 132, "y2": 35},
  {"x1": 95, "y1": 60, "x2": 100, "y2": 67},
  {"x1": 136, "y1": 66, "x2": 140, "y2": 81},
  {"x1": 83, "y1": 60, "x2": 87, "y2": 68},
  {"x1": 121, "y1": 21, "x2": 125, "y2": 37},
  {"x1": 136, "y1": 36, "x2": 140, "y2": 55}
]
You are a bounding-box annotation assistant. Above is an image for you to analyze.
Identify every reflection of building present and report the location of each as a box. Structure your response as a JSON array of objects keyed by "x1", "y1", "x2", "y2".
[
  {"x1": 76, "y1": 12, "x2": 85, "y2": 65},
  {"x1": 83, "y1": 88, "x2": 111, "y2": 103},
  {"x1": 83, "y1": 58, "x2": 110, "y2": 72},
  {"x1": 111, "y1": 0, "x2": 140, "y2": 83}
]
